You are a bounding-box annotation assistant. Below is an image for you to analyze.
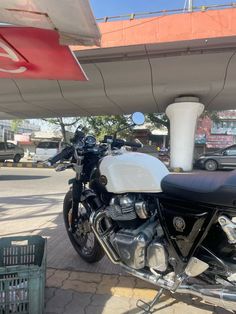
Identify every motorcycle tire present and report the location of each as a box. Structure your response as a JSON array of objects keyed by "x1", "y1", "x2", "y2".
[{"x1": 63, "y1": 190, "x2": 105, "y2": 263}]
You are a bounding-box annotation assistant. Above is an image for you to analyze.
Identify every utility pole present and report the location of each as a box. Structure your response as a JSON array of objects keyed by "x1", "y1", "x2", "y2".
[{"x1": 188, "y1": 0, "x2": 193, "y2": 12}]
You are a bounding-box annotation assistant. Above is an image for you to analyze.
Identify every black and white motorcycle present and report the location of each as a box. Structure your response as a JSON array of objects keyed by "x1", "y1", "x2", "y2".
[{"x1": 48, "y1": 112, "x2": 236, "y2": 313}]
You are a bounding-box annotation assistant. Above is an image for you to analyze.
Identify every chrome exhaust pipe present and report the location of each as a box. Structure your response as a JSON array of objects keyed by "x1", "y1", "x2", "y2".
[
  {"x1": 90, "y1": 210, "x2": 120, "y2": 264},
  {"x1": 177, "y1": 284, "x2": 236, "y2": 311},
  {"x1": 123, "y1": 265, "x2": 236, "y2": 311},
  {"x1": 90, "y1": 210, "x2": 236, "y2": 311},
  {"x1": 124, "y1": 267, "x2": 236, "y2": 311},
  {"x1": 125, "y1": 268, "x2": 236, "y2": 311},
  {"x1": 122, "y1": 265, "x2": 178, "y2": 290}
]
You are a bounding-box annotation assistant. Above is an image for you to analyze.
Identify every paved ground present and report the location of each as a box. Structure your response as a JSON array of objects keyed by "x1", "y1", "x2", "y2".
[
  {"x1": 0, "y1": 167, "x2": 122, "y2": 274},
  {"x1": 45, "y1": 268, "x2": 229, "y2": 314},
  {"x1": 0, "y1": 168, "x2": 232, "y2": 313}
]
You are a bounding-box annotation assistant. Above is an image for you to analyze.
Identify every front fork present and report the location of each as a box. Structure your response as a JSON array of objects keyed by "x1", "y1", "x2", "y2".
[
  {"x1": 69, "y1": 154, "x2": 84, "y2": 233},
  {"x1": 70, "y1": 178, "x2": 83, "y2": 233},
  {"x1": 69, "y1": 180, "x2": 103, "y2": 234}
]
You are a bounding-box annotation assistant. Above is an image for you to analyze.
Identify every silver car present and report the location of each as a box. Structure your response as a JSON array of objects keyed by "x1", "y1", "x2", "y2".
[{"x1": 0, "y1": 142, "x2": 24, "y2": 163}]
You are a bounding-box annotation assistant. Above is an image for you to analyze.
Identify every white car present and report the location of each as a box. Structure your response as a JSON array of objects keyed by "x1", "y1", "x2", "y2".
[{"x1": 33, "y1": 141, "x2": 61, "y2": 162}]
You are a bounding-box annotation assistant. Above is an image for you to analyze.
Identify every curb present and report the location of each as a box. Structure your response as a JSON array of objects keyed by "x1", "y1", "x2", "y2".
[{"x1": 0, "y1": 162, "x2": 53, "y2": 169}]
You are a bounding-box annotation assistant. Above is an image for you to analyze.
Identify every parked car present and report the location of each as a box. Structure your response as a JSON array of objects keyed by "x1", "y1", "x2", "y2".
[
  {"x1": 0, "y1": 142, "x2": 24, "y2": 163},
  {"x1": 195, "y1": 144, "x2": 236, "y2": 171},
  {"x1": 33, "y1": 141, "x2": 61, "y2": 162}
]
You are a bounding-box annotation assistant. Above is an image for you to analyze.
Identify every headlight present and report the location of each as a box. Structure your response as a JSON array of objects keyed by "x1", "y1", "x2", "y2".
[{"x1": 84, "y1": 135, "x2": 96, "y2": 147}]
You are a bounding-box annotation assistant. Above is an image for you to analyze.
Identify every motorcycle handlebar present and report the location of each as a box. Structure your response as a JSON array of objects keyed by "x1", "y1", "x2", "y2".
[
  {"x1": 48, "y1": 137, "x2": 142, "y2": 166},
  {"x1": 123, "y1": 141, "x2": 142, "y2": 148},
  {"x1": 48, "y1": 146, "x2": 74, "y2": 165},
  {"x1": 103, "y1": 136, "x2": 142, "y2": 149},
  {"x1": 112, "y1": 138, "x2": 142, "y2": 149}
]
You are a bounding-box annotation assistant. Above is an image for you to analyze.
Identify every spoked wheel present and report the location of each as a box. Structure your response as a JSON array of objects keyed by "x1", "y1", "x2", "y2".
[{"x1": 63, "y1": 190, "x2": 104, "y2": 263}]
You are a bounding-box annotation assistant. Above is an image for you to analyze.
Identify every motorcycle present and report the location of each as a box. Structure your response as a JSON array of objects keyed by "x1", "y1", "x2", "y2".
[{"x1": 47, "y1": 112, "x2": 236, "y2": 313}]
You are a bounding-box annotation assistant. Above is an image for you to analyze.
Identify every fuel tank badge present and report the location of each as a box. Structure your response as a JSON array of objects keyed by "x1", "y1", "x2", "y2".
[{"x1": 99, "y1": 175, "x2": 108, "y2": 186}]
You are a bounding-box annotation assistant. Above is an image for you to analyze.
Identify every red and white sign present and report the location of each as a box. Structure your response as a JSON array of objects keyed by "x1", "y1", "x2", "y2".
[
  {"x1": 14, "y1": 134, "x2": 31, "y2": 144},
  {"x1": 206, "y1": 135, "x2": 234, "y2": 148},
  {"x1": 0, "y1": 27, "x2": 87, "y2": 80}
]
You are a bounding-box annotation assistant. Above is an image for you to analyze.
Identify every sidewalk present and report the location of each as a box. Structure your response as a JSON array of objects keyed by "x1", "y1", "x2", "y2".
[{"x1": 45, "y1": 268, "x2": 226, "y2": 314}]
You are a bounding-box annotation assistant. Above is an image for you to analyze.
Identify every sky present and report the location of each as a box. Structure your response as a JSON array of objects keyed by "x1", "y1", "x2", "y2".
[{"x1": 90, "y1": 0, "x2": 231, "y2": 18}]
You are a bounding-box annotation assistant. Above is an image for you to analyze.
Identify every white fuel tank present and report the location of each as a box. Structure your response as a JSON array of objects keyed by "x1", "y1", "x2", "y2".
[{"x1": 99, "y1": 152, "x2": 169, "y2": 194}]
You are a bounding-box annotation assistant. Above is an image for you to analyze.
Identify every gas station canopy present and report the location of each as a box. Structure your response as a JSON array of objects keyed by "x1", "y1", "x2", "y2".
[{"x1": 0, "y1": 0, "x2": 100, "y2": 46}]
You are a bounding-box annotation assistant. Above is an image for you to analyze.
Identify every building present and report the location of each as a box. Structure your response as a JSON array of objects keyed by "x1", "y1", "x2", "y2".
[
  {"x1": 0, "y1": 120, "x2": 40, "y2": 141},
  {"x1": 195, "y1": 111, "x2": 236, "y2": 157},
  {"x1": 133, "y1": 123, "x2": 168, "y2": 148}
]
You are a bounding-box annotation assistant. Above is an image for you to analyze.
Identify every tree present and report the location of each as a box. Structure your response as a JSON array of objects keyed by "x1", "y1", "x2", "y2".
[
  {"x1": 42, "y1": 117, "x2": 83, "y2": 143},
  {"x1": 85, "y1": 115, "x2": 131, "y2": 140},
  {"x1": 10, "y1": 119, "x2": 23, "y2": 133},
  {"x1": 42, "y1": 115, "x2": 132, "y2": 143},
  {"x1": 146, "y1": 113, "x2": 170, "y2": 145},
  {"x1": 147, "y1": 113, "x2": 170, "y2": 133}
]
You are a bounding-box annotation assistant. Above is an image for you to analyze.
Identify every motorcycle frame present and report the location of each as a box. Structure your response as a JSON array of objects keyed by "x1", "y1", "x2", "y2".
[{"x1": 156, "y1": 194, "x2": 220, "y2": 275}]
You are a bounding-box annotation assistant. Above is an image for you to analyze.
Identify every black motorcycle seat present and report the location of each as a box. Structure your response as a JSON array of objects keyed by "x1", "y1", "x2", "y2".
[{"x1": 161, "y1": 170, "x2": 236, "y2": 207}]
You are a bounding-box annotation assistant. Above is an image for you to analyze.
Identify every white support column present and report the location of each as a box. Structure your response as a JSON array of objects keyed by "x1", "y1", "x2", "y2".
[{"x1": 166, "y1": 96, "x2": 204, "y2": 171}]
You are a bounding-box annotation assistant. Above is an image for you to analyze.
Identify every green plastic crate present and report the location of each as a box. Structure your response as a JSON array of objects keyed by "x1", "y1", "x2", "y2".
[{"x1": 0, "y1": 236, "x2": 46, "y2": 314}]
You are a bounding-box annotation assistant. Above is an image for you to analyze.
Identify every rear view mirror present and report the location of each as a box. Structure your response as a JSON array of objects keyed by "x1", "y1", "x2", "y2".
[{"x1": 131, "y1": 112, "x2": 145, "y2": 126}]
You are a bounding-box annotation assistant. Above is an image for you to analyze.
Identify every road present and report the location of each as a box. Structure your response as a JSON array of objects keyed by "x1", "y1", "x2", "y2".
[{"x1": 0, "y1": 167, "x2": 122, "y2": 274}]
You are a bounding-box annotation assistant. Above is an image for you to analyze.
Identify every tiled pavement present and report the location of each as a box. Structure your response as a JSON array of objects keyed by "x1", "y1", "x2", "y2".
[{"x1": 45, "y1": 268, "x2": 231, "y2": 314}]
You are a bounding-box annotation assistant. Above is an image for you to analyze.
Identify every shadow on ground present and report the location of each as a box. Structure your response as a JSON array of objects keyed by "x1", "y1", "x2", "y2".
[{"x1": 0, "y1": 193, "x2": 65, "y2": 215}]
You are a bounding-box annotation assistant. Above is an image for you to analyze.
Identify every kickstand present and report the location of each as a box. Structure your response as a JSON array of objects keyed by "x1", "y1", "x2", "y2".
[{"x1": 136, "y1": 287, "x2": 164, "y2": 313}]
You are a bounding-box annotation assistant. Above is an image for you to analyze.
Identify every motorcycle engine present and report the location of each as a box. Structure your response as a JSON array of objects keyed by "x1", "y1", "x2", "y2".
[
  {"x1": 107, "y1": 194, "x2": 155, "y2": 229},
  {"x1": 106, "y1": 194, "x2": 168, "y2": 271}
]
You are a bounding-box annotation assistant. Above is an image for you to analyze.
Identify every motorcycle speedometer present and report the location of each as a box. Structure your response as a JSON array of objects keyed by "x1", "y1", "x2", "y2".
[
  {"x1": 85, "y1": 135, "x2": 96, "y2": 146},
  {"x1": 74, "y1": 139, "x2": 84, "y2": 150}
]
